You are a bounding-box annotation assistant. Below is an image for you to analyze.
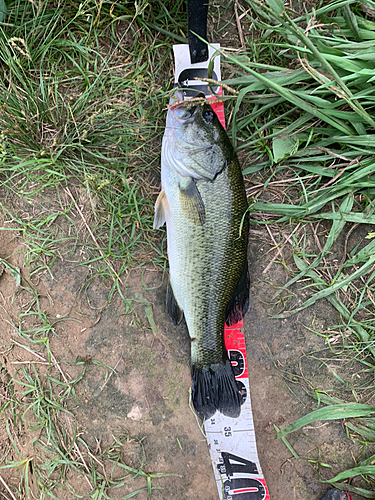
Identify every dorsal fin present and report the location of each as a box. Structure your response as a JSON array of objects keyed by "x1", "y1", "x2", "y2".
[{"x1": 225, "y1": 260, "x2": 250, "y2": 327}]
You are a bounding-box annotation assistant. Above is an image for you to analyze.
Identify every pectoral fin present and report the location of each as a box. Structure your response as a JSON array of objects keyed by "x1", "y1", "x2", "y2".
[
  {"x1": 179, "y1": 178, "x2": 205, "y2": 225},
  {"x1": 153, "y1": 189, "x2": 169, "y2": 229}
]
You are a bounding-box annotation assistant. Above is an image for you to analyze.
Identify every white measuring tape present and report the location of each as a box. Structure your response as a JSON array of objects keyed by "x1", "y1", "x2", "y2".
[{"x1": 173, "y1": 44, "x2": 270, "y2": 500}]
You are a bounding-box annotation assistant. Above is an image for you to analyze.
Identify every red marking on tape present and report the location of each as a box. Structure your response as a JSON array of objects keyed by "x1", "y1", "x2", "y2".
[
  {"x1": 223, "y1": 326, "x2": 271, "y2": 499},
  {"x1": 232, "y1": 488, "x2": 259, "y2": 494},
  {"x1": 208, "y1": 88, "x2": 225, "y2": 129},
  {"x1": 259, "y1": 479, "x2": 271, "y2": 500},
  {"x1": 224, "y1": 319, "x2": 248, "y2": 379},
  {"x1": 257, "y1": 478, "x2": 271, "y2": 500}
]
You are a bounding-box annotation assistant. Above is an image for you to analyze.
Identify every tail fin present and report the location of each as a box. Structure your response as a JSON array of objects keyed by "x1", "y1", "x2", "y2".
[{"x1": 191, "y1": 359, "x2": 242, "y2": 420}]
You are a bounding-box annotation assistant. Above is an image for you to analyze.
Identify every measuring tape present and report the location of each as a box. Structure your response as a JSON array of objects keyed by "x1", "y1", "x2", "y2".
[
  {"x1": 173, "y1": 42, "x2": 270, "y2": 500},
  {"x1": 205, "y1": 319, "x2": 270, "y2": 500}
]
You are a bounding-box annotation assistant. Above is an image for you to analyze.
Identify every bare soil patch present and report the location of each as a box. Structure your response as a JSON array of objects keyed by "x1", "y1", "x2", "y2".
[{"x1": 0, "y1": 188, "x2": 370, "y2": 499}]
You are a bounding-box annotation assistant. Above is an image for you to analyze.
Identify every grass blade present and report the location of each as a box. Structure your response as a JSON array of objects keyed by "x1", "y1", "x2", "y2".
[{"x1": 277, "y1": 403, "x2": 375, "y2": 439}]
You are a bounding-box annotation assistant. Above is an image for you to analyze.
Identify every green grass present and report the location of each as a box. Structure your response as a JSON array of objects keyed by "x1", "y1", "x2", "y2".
[
  {"x1": 0, "y1": 0, "x2": 182, "y2": 314},
  {"x1": 0, "y1": 0, "x2": 180, "y2": 280},
  {"x1": 3, "y1": 0, "x2": 375, "y2": 497}
]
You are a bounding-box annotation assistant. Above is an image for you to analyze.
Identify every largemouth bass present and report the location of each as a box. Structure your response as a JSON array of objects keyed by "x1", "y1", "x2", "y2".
[{"x1": 154, "y1": 91, "x2": 249, "y2": 420}]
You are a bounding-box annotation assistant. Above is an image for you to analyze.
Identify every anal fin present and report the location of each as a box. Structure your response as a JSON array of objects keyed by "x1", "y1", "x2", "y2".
[
  {"x1": 225, "y1": 259, "x2": 250, "y2": 327},
  {"x1": 166, "y1": 279, "x2": 183, "y2": 325}
]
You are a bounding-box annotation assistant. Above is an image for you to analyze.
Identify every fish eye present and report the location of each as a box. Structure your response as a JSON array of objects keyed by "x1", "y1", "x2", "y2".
[{"x1": 203, "y1": 109, "x2": 215, "y2": 122}]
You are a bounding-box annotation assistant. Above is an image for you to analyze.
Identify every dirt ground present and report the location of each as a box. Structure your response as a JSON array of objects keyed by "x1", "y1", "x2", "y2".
[{"x1": 0, "y1": 187, "x2": 371, "y2": 500}]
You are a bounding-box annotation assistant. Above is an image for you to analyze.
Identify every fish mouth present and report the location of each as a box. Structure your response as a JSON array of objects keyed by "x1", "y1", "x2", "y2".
[{"x1": 169, "y1": 90, "x2": 203, "y2": 123}]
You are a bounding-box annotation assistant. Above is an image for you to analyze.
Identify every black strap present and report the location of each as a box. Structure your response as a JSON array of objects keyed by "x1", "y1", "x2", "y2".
[{"x1": 187, "y1": 0, "x2": 209, "y2": 64}]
